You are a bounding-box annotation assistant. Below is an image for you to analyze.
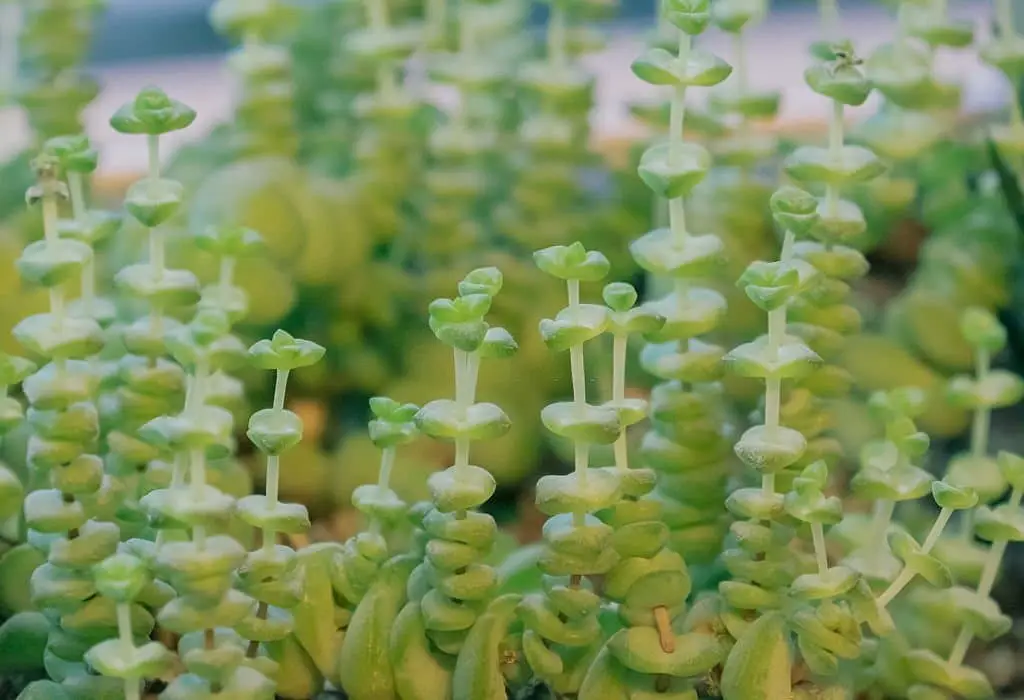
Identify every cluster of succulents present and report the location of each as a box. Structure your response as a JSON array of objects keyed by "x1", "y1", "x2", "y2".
[{"x1": 0, "y1": 0, "x2": 1023, "y2": 698}]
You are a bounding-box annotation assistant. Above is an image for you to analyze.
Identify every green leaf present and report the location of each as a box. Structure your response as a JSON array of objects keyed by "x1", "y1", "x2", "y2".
[
  {"x1": 249, "y1": 329, "x2": 326, "y2": 371},
  {"x1": 637, "y1": 142, "x2": 712, "y2": 198},
  {"x1": 663, "y1": 0, "x2": 710, "y2": 34},
  {"x1": 389, "y1": 598, "x2": 455, "y2": 700},
  {"x1": 0, "y1": 464, "x2": 24, "y2": 520},
  {"x1": 539, "y1": 305, "x2": 609, "y2": 352},
  {"x1": 17, "y1": 239, "x2": 93, "y2": 287},
  {"x1": 630, "y1": 229, "x2": 725, "y2": 279},
  {"x1": 608, "y1": 627, "x2": 726, "y2": 677},
  {"x1": 458, "y1": 267, "x2": 503, "y2": 298},
  {"x1": 236, "y1": 495, "x2": 310, "y2": 534},
  {"x1": 124, "y1": 178, "x2": 184, "y2": 227},
  {"x1": 247, "y1": 408, "x2": 304, "y2": 455},
  {"x1": 541, "y1": 402, "x2": 621, "y2": 444},
  {"x1": 535, "y1": 469, "x2": 622, "y2": 516},
  {"x1": 416, "y1": 400, "x2": 511, "y2": 442},
  {"x1": 931, "y1": 481, "x2": 978, "y2": 511},
  {"x1": 720, "y1": 612, "x2": 792, "y2": 700},
  {"x1": 959, "y1": 307, "x2": 1006, "y2": 353},
  {"x1": 533, "y1": 242, "x2": 611, "y2": 282},
  {"x1": 428, "y1": 465, "x2": 496, "y2": 512},
  {"x1": 784, "y1": 145, "x2": 886, "y2": 187},
  {"x1": 114, "y1": 264, "x2": 200, "y2": 307},
  {"x1": 109, "y1": 86, "x2": 197, "y2": 135},
  {"x1": 0, "y1": 611, "x2": 48, "y2": 674},
  {"x1": 449, "y1": 593, "x2": 521, "y2": 699},
  {"x1": 711, "y1": 0, "x2": 766, "y2": 31},
  {"x1": 734, "y1": 425, "x2": 807, "y2": 473},
  {"x1": 805, "y1": 57, "x2": 872, "y2": 106}
]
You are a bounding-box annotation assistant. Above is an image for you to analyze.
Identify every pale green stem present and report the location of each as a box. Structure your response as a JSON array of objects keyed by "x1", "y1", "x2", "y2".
[
  {"x1": 669, "y1": 33, "x2": 691, "y2": 166},
  {"x1": 428, "y1": 0, "x2": 445, "y2": 43},
  {"x1": 378, "y1": 447, "x2": 396, "y2": 489},
  {"x1": 568, "y1": 277, "x2": 588, "y2": 526},
  {"x1": 996, "y1": 0, "x2": 1014, "y2": 38},
  {"x1": 568, "y1": 280, "x2": 586, "y2": 406},
  {"x1": 573, "y1": 443, "x2": 589, "y2": 528},
  {"x1": 781, "y1": 230, "x2": 795, "y2": 262},
  {"x1": 811, "y1": 522, "x2": 829, "y2": 575},
  {"x1": 116, "y1": 603, "x2": 141, "y2": 700},
  {"x1": 190, "y1": 447, "x2": 207, "y2": 549},
  {"x1": 877, "y1": 506, "x2": 953, "y2": 608},
  {"x1": 219, "y1": 256, "x2": 235, "y2": 291},
  {"x1": 818, "y1": 0, "x2": 840, "y2": 40},
  {"x1": 949, "y1": 488, "x2": 1021, "y2": 666},
  {"x1": 266, "y1": 456, "x2": 280, "y2": 507},
  {"x1": 612, "y1": 333, "x2": 628, "y2": 472},
  {"x1": 669, "y1": 197, "x2": 688, "y2": 242},
  {"x1": 273, "y1": 369, "x2": 290, "y2": 411},
  {"x1": 733, "y1": 31, "x2": 751, "y2": 182},
  {"x1": 764, "y1": 304, "x2": 785, "y2": 439},
  {"x1": 367, "y1": 0, "x2": 389, "y2": 31},
  {"x1": 612, "y1": 334, "x2": 626, "y2": 404},
  {"x1": 970, "y1": 349, "x2": 991, "y2": 459},
  {"x1": 170, "y1": 452, "x2": 187, "y2": 489},
  {"x1": 869, "y1": 499, "x2": 895, "y2": 566},
  {"x1": 0, "y1": 3, "x2": 19, "y2": 103},
  {"x1": 117, "y1": 601, "x2": 134, "y2": 654},
  {"x1": 42, "y1": 194, "x2": 65, "y2": 337},
  {"x1": 547, "y1": 3, "x2": 567, "y2": 70},
  {"x1": 68, "y1": 171, "x2": 87, "y2": 222},
  {"x1": 614, "y1": 434, "x2": 628, "y2": 472},
  {"x1": 825, "y1": 100, "x2": 843, "y2": 217},
  {"x1": 147, "y1": 135, "x2": 160, "y2": 181}
]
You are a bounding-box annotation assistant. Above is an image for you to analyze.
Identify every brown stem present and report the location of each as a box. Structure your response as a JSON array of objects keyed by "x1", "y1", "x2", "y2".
[
  {"x1": 246, "y1": 603, "x2": 269, "y2": 658},
  {"x1": 653, "y1": 606, "x2": 675, "y2": 653}
]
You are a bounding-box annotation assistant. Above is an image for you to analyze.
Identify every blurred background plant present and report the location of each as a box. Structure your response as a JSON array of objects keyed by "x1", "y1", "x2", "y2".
[{"x1": 2, "y1": 0, "x2": 1024, "y2": 694}]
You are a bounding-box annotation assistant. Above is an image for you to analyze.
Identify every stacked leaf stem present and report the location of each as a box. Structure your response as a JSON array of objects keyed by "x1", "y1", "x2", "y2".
[
  {"x1": 16, "y1": 0, "x2": 104, "y2": 143},
  {"x1": 389, "y1": 267, "x2": 518, "y2": 700},
  {"x1": 629, "y1": 0, "x2": 735, "y2": 569},
  {"x1": 578, "y1": 282, "x2": 730, "y2": 698},
  {"x1": 210, "y1": 0, "x2": 301, "y2": 158},
  {"x1": 18, "y1": 149, "x2": 115, "y2": 688},
  {"x1": 522, "y1": 243, "x2": 620, "y2": 696}
]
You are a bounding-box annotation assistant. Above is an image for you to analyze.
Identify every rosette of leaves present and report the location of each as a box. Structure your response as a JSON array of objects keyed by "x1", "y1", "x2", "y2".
[
  {"x1": 519, "y1": 243, "x2": 623, "y2": 696},
  {"x1": 628, "y1": 0, "x2": 737, "y2": 572},
  {"x1": 386, "y1": 266, "x2": 520, "y2": 700},
  {"x1": 209, "y1": 0, "x2": 301, "y2": 158},
  {"x1": 227, "y1": 330, "x2": 324, "y2": 687},
  {"x1": 15, "y1": 0, "x2": 104, "y2": 144},
  {"x1": 17, "y1": 153, "x2": 126, "y2": 696}
]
